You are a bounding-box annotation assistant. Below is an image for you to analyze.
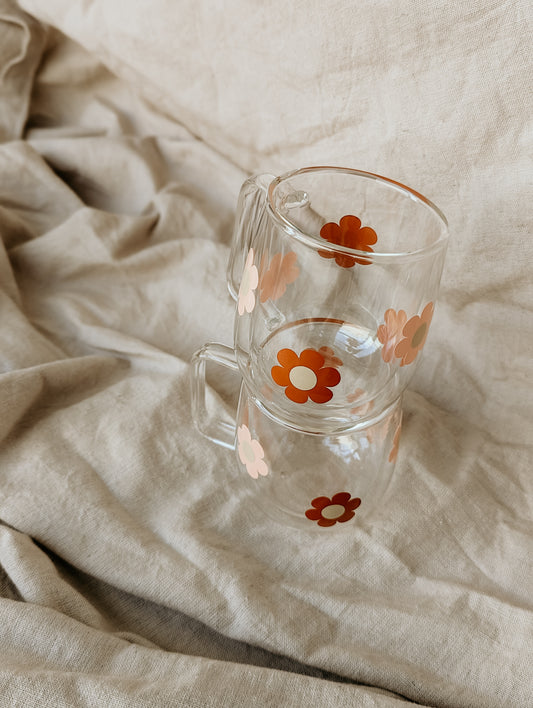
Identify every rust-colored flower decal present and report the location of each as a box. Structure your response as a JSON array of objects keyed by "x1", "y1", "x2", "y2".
[
  {"x1": 271, "y1": 347, "x2": 341, "y2": 403},
  {"x1": 319, "y1": 215, "x2": 377, "y2": 268},
  {"x1": 389, "y1": 422, "x2": 402, "y2": 463},
  {"x1": 347, "y1": 388, "x2": 374, "y2": 416},
  {"x1": 237, "y1": 424, "x2": 268, "y2": 478},
  {"x1": 394, "y1": 302, "x2": 434, "y2": 366},
  {"x1": 259, "y1": 251, "x2": 299, "y2": 303},
  {"x1": 377, "y1": 308, "x2": 408, "y2": 363},
  {"x1": 237, "y1": 248, "x2": 258, "y2": 315},
  {"x1": 317, "y1": 346, "x2": 343, "y2": 368},
  {"x1": 305, "y1": 492, "x2": 361, "y2": 527}
]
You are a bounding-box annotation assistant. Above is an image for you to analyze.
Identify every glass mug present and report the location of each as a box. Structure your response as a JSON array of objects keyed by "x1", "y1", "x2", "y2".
[
  {"x1": 226, "y1": 167, "x2": 448, "y2": 433},
  {"x1": 190, "y1": 343, "x2": 402, "y2": 530}
]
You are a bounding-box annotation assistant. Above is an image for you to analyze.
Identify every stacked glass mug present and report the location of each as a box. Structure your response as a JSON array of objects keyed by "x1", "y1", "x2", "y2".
[{"x1": 191, "y1": 167, "x2": 448, "y2": 530}]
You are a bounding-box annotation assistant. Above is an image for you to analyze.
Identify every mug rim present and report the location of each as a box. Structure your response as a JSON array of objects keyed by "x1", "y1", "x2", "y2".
[
  {"x1": 245, "y1": 381, "x2": 403, "y2": 437},
  {"x1": 266, "y1": 166, "x2": 449, "y2": 263}
]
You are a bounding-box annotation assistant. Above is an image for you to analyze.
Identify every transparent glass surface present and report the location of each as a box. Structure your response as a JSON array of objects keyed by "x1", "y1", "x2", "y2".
[
  {"x1": 235, "y1": 383, "x2": 403, "y2": 530},
  {"x1": 228, "y1": 167, "x2": 448, "y2": 433}
]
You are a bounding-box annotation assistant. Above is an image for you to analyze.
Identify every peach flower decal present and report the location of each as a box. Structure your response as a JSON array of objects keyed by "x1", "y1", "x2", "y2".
[
  {"x1": 237, "y1": 248, "x2": 258, "y2": 315},
  {"x1": 394, "y1": 302, "x2": 434, "y2": 366},
  {"x1": 319, "y1": 215, "x2": 377, "y2": 268},
  {"x1": 305, "y1": 492, "x2": 361, "y2": 527},
  {"x1": 237, "y1": 424, "x2": 268, "y2": 478},
  {"x1": 271, "y1": 347, "x2": 341, "y2": 404},
  {"x1": 318, "y1": 346, "x2": 343, "y2": 368},
  {"x1": 377, "y1": 309, "x2": 408, "y2": 363},
  {"x1": 259, "y1": 251, "x2": 299, "y2": 303},
  {"x1": 389, "y1": 422, "x2": 401, "y2": 463},
  {"x1": 347, "y1": 388, "x2": 374, "y2": 416}
]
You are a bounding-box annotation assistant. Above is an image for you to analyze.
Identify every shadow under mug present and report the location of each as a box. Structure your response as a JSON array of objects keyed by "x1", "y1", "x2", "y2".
[{"x1": 191, "y1": 342, "x2": 402, "y2": 530}]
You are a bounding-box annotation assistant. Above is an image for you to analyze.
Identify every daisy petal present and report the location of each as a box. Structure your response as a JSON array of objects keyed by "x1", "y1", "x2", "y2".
[
  {"x1": 244, "y1": 291, "x2": 256, "y2": 313},
  {"x1": 359, "y1": 226, "x2": 378, "y2": 245},
  {"x1": 246, "y1": 465, "x2": 259, "y2": 479},
  {"x1": 335, "y1": 254, "x2": 357, "y2": 268},
  {"x1": 339, "y1": 214, "x2": 362, "y2": 234},
  {"x1": 248, "y1": 265, "x2": 259, "y2": 290},
  {"x1": 309, "y1": 386, "x2": 333, "y2": 404},
  {"x1": 311, "y1": 496, "x2": 331, "y2": 509},
  {"x1": 277, "y1": 348, "x2": 299, "y2": 368},
  {"x1": 332, "y1": 492, "x2": 351, "y2": 505},
  {"x1": 316, "y1": 367, "x2": 341, "y2": 387},
  {"x1": 305, "y1": 508, "x2": 322, "y2": 520},
  {"x1": 401, "y1": 349, "x2": 419, "y2": 366},
  {"x1": 254, "y1": 459, "x2": 269, "y2": 477},
  {"x1": 421, "y1": 301, "x2": 434, "y2": 322},
  {"x1": 271, "y1": 365, "x2": 290, "y2": 386},
  {"x1": 250, "y1": 439, "x2": 265, "y2": 460},
  {"x1": 285, "y1": 385, "x2": 309, "y2": 403},
  {"x1": 320, "y1": 222, "x2": 341, "y2": 244},
  {"x1": 237, "y1": 425, "x2": 251, "y2": 445},
  {"x1": 336, "y1": 510, "x2": 356, "y2": 523},
  {"x1": 394, "y1": 339, "x2": 409, "y2": 359},
  {"x1": 317, "y1": 518, "x2": 337, "y2": 527},
  {"x1": 299, "y1": 348, "x2": 324, "y2": 370}
]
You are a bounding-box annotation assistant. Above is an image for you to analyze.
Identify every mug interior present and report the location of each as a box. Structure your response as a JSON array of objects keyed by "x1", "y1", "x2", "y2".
[{"x1": 268, "y1": 167, "x2": 448, "y2": 261}]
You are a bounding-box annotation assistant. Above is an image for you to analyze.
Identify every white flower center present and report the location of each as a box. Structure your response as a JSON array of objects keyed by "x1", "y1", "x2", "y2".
[
  {"x1": 289, "y1": 366, "x2": 317, "y2": 391},
  {"x1": 321, "y1": 504, "x2": 345, "y2": 520}
]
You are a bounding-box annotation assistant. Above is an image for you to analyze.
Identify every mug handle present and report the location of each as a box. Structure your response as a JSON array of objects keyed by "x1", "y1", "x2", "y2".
[
  {"x1": 190, "y1": 342, "x2": 240, "y2": 450},
  {"x1": 226, "y1": 173, "x2": 274, "y2": 301}
]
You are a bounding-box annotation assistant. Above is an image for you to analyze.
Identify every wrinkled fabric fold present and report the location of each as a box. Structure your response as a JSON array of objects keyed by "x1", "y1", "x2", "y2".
[{"x1": 0, "y1": 1, "x2": 532, "y2": 706}]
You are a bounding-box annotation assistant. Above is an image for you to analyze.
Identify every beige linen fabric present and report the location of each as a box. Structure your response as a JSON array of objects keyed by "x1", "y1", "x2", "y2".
[
  {"x1": 1, "y1": 0, "x2": 533, "y2": 706},
  {"x1": 17, "y1": 0, "x2": 533, "y2": 445}
]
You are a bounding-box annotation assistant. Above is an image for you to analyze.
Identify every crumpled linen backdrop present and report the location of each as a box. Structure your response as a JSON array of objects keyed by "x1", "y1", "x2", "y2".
[{"x1": 1, "y1": 1, "x2": 532, "y2": 706}]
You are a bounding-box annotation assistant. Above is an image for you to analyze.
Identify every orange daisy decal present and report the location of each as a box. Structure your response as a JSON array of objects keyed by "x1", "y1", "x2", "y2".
[
  {"x1": 271, "y1": 347, "x2": 341, "y2": 403},
  {"x1": 394, "y1": 302, "x2": 434, "y2": 366},
  {"x1": 259, "y1": 251, "x2": 299, "y2": 303},
  {"x1": 305, "y1": 492, "x2": 361, "y2": 527},
  {"x1": 319, "y1": 215, "x2": 377, "y2": 268},
  {"x1": 377, "y1": 308, "x2": 408, "y2": 363}
]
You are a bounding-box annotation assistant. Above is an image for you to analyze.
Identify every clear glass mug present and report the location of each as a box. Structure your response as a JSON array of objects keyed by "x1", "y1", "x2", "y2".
[
  {"x1": 190, "y1": 343, "x2": 402, "y2": 530},
  {"x1": 227, "y1": 167, "x2": 448, "y2": 433}
]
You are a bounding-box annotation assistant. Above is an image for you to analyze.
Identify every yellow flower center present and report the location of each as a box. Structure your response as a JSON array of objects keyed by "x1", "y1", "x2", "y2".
[
  {"x1": 289, "y1": 366, "x2": 317, "y2": 391},
  {"x1": 411, "y1": 322, "x2": 427, "y2": 348},
  {"x1": 321, "y1": 504, "x2": 345, "y2": 520}
]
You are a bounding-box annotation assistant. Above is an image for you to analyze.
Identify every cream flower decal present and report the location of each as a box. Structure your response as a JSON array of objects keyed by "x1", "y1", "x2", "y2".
[
  {"x1": 237, "y1": 424, "x2": 268, "y2": 478},
  {"x1": 237, "y1": 248, "x2": 259, "y2": 315}
]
